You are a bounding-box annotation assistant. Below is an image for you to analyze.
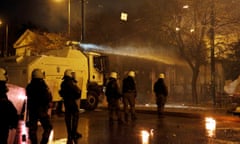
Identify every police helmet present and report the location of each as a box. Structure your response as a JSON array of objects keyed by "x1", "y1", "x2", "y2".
[
  {"x1": 0, "y1": 68, "x2": 8, "y2": 81},
  {"x1": 128, "y1": 71, "x2": 135, "y2": 78},
  {"x1": 159, "y1": 73, "x2": 165, "y2": 79},
  {"x1": 32, "y1": 68, "x2": 45, "y2": 79},
  {"x1": 64, "y1": 69, "x2": 73, "y2": 78},
  {"x1": 110, "y1": 72, "x2": 117, "y2": 79}
]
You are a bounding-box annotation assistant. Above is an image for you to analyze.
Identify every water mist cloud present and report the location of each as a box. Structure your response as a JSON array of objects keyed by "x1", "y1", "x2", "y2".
[{"x1": 80, "y1": 43, "x2": 185, "y2": 65}]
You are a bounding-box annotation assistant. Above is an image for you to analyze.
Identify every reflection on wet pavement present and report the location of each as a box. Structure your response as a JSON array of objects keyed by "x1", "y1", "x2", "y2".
[
  {"x1": 205, "y1": 117, "x2": 216, "y2": 138},
  {"x1": 11, "y1": 110, "x2": 240, "y2": 144}
]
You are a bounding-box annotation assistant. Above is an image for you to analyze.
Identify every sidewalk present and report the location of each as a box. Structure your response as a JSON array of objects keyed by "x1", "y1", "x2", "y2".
[{"x1": 98, "y1": 103, "x2": 240, "y2": 122}]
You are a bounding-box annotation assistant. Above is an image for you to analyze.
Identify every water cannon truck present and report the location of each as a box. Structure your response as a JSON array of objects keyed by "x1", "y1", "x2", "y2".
[{"x1": 0, "y1": 41, "x2": 108, "y2": 111}]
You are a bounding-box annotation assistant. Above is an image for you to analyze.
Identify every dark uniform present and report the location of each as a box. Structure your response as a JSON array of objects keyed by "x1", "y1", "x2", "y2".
[
  {"x1": 59, "y1": 70, "x2": 82, "y2": 144},
  {"x1": 26, "y1": 69, "x2": 53, "y2": 144},
  {"x1": 105, "y1": 73, "x2": 123, "y2": 124},
  {"x1": 0, "y1": 80, "x2": 18, "y2": 144},
  {"x1": 153, "y1": 75, "x2": 168, "y2": 117},
  {"x1": 122, "y1": 71, "x2": 137, "y2": 122}
]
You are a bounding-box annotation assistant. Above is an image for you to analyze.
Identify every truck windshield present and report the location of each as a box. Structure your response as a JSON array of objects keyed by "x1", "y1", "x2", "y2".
[{"x1": 93, "y1": 56, "x2": 108, "y2": 72}]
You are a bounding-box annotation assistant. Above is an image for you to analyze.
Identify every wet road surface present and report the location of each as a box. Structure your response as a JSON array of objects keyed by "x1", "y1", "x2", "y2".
[{"x1": 14, "y1": 109, "x2": 240, "y2": 144}]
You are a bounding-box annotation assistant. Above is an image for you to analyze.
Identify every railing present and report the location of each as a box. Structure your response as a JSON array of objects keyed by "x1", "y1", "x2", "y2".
[{"x1": 216, "y1": 92, "x2": 240, "y2": 108}]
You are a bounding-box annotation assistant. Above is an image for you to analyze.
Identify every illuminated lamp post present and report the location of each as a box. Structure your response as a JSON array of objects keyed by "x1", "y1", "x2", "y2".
[
  {"x1": 54, "y1": 0, "x2": 71, "y2": 36},
  {"x1": 54, "y1": 0, "x2": 85, "y2": 41}
]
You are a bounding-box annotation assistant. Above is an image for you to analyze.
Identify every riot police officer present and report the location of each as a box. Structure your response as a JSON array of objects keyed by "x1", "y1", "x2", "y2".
[
  {"x1": 153, "y1": 73, "x2": 168, "y2": 117},
  {"x1": 26, "y1": 68, "x2": 53, "y2": 144},
  {"x1": 59, "y1": 69, "x2": 82, "y2": 144},
  {"x1": 122, "y1": 71, "x2": 137, "y2": 122},
  {"x1": 0, "y1": 68, "x2": 18, "y2": 144},
  {"x1": 105, "y1": 72, "x2": 124, "y2": 124}
]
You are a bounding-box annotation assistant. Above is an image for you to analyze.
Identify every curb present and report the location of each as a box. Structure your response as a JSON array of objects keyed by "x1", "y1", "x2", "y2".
[{"x1": 98, "y1": 105, "x2": 240, "y2": 122}]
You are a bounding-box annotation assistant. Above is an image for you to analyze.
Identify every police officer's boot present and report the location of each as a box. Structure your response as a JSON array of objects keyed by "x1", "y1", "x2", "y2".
[
  {"x1": 117, "y1": 111, "x2": 125, "y2": 125},
  {"x1": 29, "y1": 135, "x2": 38, "y2": 144},
  {"x1": 131, "y1": 114, "x2": 137, "y2": 121},
  {"x1": 67, "y1": 139, "x2": 73, "y2": 144},
  {"x1": 56, "y1": 100, "x2": 64, "y2": 116},
  {"x1": 72, "y1": 113, "x2": 82, "y2": 140},
  {"x1": 65, "y1": 115, "x2": 73, "y2": 143},
  {"x1": 109, "y1": 109, "x2": 115, "y2": 125},
  {"x1": 157, "y1": 106, "x2": 164, "y2": 118},
  {"x1": 29, "y1": 128, "x2": 38, "y2": 144},
  {"x1": 40, "y1": 127, "x2": 52, "y2": 144},
  {"x1": 118, "y1": 118, "x2": 125, "y2": 125}
]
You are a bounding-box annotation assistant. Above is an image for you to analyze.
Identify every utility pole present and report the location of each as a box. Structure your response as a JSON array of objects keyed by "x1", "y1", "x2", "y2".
[
  {"x1": 68, "y1": 0, "x2": 71, "y2": 36},
  {"x1": 0, "y1": 20, "x2": 8, "y2": 56},
  {"x1": 210, "y1": 0, "x2": 216, "y2": 106},
  {"x1": 81, "y1": 0, "x2": 85, "y2": 42},
  {"x1": 5, "y1": 24, "x2": 8, "y2": 56}
]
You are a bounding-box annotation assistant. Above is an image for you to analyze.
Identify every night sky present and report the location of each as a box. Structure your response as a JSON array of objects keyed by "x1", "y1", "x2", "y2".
[
  {"x1": 0, "y1": 0, "x2": 144, "y2": 33},
  {"x1": 1, "y1": 0, "x2": 239, "y2": 46},
  {"x1": 1, "y1": 0, "x2": 171, "y2": 56},
  {"x1": 1, "y1": 0, "x2": 70, "y2": 32}
]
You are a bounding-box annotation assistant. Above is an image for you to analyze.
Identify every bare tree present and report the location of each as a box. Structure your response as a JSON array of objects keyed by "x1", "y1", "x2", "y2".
[{"x1": 161, "y1": 0, "x2": 240, "y2": 104}]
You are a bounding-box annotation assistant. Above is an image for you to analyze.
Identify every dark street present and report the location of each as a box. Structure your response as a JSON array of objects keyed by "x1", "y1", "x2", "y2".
[{"x1": 13, "y1": 108, "x2": 240, "y2": 144}]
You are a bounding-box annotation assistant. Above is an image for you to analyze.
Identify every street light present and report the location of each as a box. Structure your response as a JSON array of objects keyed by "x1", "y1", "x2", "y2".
[
  {"x1": 183, "y1": 5, "x2": 189, "y2": 9},
  {"x1": 54, "y1": 0, "x2": 85, "y2": 41},
  {"x1": 54, "y1": 0, "x2": 71, "y2": 36}
]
